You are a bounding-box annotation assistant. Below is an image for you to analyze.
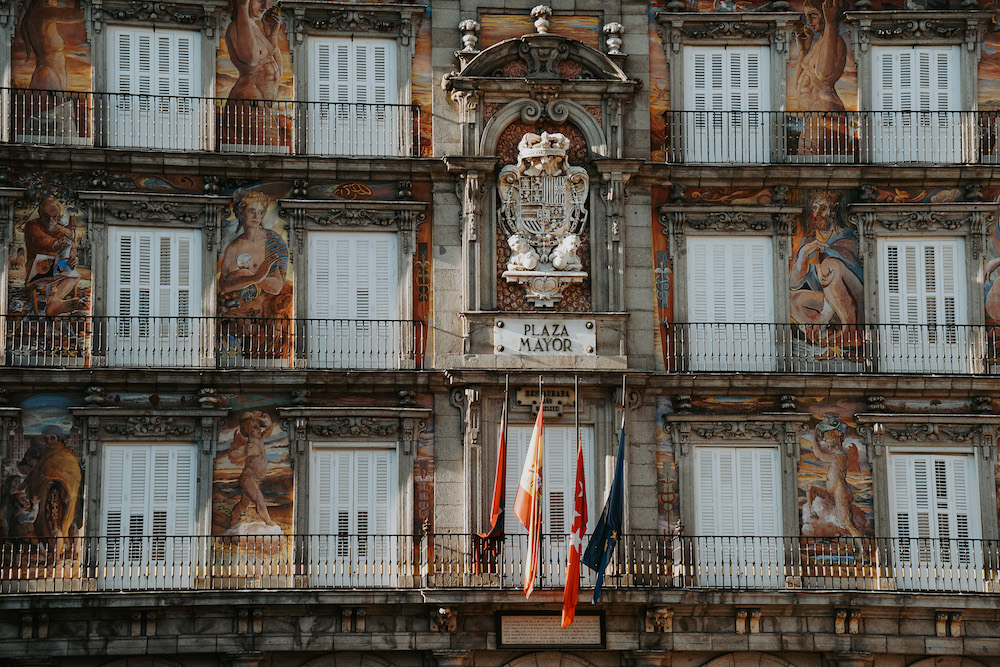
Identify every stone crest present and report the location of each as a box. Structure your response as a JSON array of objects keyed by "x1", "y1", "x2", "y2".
[{"x1": 498, "y1": 131, "x2": 589, "y2": 307}]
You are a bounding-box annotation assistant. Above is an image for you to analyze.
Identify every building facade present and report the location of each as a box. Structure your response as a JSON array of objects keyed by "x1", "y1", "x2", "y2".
[{"x1": 1, "y1": 0, "x2": 999, "y2": 665}]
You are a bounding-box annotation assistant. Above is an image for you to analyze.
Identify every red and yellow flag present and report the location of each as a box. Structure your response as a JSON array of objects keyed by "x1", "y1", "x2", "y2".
[
  {"x1": 513, "y1": 409, "x2": 543, "y2": 597},
  {"x1": 562, "y1": 434, "x2": 588, "y2": 627}
]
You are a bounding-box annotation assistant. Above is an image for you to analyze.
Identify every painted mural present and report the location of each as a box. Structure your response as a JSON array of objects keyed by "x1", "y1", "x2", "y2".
[
  {"x1": 479, "y1": 14, "x2": 600, "y2": 49},
  {"x1": 213, "y1": 398, "x2": 292, "y2": 538},
  {"x1": 798, "y1": 399, "x2": 872, "y2": 538},
  {"x1": 11, "y1": 0, "x2": 91, "y2": 141},
  {"x1": 216, "y1": 0, "x2": 294, "y2": 151},
  {"x1": 789, "y1": 190, "x2": 864, "y2": 363},
  {"x1": 218, "y1": 185, "x2": 294, "y2": 362},
  {"x1": 0, "y1": 395, "x2": 83, "y2": 564}
]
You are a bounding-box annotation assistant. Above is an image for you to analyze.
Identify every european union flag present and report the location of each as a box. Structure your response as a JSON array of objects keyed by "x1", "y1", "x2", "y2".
[{"x1": 581, "y1": 416, "x2": 625, "y2": 603}]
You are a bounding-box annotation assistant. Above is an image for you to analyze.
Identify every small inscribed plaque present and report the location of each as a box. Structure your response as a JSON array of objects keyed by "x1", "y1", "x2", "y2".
[{"x1": 497, "y1": 613, "x2": 604, "y2": 648}]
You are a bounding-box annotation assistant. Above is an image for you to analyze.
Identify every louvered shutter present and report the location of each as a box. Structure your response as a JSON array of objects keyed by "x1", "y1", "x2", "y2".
[
  {"x1": 879, "y1": 239, "x2": 965, "y2": 329},
  {"x1": 695, "y1": 447, "x2": 780, "y2": 536},
  {"x1": 503, "y1": 425, "x2": 594, "y2": 535},
  {"x1": 309, "y1": 232, "x2": 397, "y2": 321},
  {"x1": 683, "y1": 46, "x2": 768, "y2": 162},
  {"x1": 686, "y1": 237, "x2": 772, "y2": 324},
  {"x1": 109, "y1": 228, "x2": 201, "y2": 364},
  {"x1": 890, "y1": 452, "x2": 981, "y2": 590},
  {"x1": 686, "y1": 237, "x2": 774, "y2": 370}
]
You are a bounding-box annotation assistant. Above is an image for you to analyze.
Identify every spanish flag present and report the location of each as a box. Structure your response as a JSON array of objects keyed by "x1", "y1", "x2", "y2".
[{"x1": 513, "y1": 409, "x2": 544, "y2": 597}]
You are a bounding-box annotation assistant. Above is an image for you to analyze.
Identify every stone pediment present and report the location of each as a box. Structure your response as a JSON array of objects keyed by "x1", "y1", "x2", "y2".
[{"x1": 452, "y1": 33, "x2": 633, "y2": 82}]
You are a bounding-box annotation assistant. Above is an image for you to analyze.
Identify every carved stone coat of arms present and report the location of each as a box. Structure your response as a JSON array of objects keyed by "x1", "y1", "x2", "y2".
[{"x1": 498, "y1": 131, "x2": 589, "y2": 307}]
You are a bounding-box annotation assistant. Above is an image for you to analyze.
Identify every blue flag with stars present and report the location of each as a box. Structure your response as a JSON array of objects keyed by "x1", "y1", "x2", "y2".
[{"x1": 581, "y1": 416, "x2": 625, "y2": 603}]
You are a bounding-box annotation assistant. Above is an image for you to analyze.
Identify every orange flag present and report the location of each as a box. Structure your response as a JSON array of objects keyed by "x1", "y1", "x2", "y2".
[
  {"x1": 562, "y1": 434, "x2": 587, "y2": 627},
  {"x1": 513, "y1": 409, "x2": 543, "y2": 597}
]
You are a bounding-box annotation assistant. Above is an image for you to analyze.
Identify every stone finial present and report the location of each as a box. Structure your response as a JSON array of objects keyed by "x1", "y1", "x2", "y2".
[
  {"x1": 530, "y1": 5, "x2": 551, "y2": 33},
  {"x1": 603, "y1": 22, "x2": 624, "y2": 55},
  {"x1": 459, "y1": 19, "x2": 480, "y2": 52}
]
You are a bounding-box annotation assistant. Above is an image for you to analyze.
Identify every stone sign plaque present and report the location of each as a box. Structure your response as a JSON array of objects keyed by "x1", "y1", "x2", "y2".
[
  {"x1": 494, "y1": 318, "x2": 596, "y2": 355},
  {"x1": 497, "y1": 612, "x2": 604, "y2": 648},
  {"x1": 515, "y1": 386, "x2": 575, "y2": 417}
]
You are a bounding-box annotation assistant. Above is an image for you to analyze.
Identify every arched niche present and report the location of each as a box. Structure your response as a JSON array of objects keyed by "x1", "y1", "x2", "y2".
[
  {"x1": 301, "y1": 653, "x2": 398, "y2": 667},
  {"x1": 481, "y1": 98, "x2": 606, "y2": 161},
  {"x1": 501, "y1": 652, "x2": 599, "y2": 667},
  {"x1": 907, "y1": 659, "x2": 990, "y2": 667},
  {"x1": 701, "y1": 653, "x2": 798, "y2": 667}
]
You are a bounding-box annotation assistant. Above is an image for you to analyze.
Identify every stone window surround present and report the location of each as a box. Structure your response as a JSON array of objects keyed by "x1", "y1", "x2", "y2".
[
  {"x1": 277, "y1": 405, "x2": 430, "y2": 538},
  {"x1": 664, "y1": 412, "x2": 811, "y2": 539},
  {"x1": 855, "y1": 412, "x2": 1000, "y2": 542}
]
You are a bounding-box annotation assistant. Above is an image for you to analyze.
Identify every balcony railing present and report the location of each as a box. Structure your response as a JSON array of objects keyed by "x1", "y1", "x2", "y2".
[
  {"x1": 665, "y1": 322, "x2": 996, "y2": 374},
  {"x1": 2, "y1": 88, "x2": 420, "y2": 157},
  {"x1": 2, "y1": 316, "x2": 426, "y2": 370},
  {"x1": 3, "y1": 534, "x2": 997, "y2": 594},
  {"x1": 665, "y1": 110, "x2": 1000, "y2": 164}
]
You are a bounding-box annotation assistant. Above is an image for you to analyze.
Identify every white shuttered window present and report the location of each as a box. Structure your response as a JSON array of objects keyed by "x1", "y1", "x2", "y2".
[
  {"x1": 108, "y1": 227, "x2": 202, "y2": 366},
  {"x1": 872, "y1": 46, "x2": 961, "y2": 162},
  {"x1": 683, "y1": 46, "x2": 769, "y2": 162},
  {"x1": 108, "y1": 27, "x2": 201, "y2": 150},
  {"x1": 686, "y1": 236, "x2": 775, "y2": 371},
  {"x1": 101, "y1": 443, "x2": 196, "y2": 589},
  {"x1": 878, "y1": 238, "x2": 969, "y2": 372},
  {"x1": 308, "y1": 231, "x2": 398, "y2": 368},
  {"x1": 694, "y1": 446, "x2": 782, "y2": 587},
  {"x1": 308, "y1": 38, "x2": 400, "y2": 156},
  {"x1": 310, "y1": 446, "x2": 397, "y2": 585},
  {"x1": 889, "y1": 453, "x2": 982, "y2": 590}
]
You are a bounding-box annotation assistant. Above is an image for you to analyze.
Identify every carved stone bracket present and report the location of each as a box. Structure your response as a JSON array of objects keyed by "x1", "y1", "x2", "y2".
[
  {"x1": 70, "y1": 407, "x2": 229, "y2": 454},
  {"x1": 450, "y1": 387, "x2": 481, "y2": 452},
  {"x1": 849, "y1": 203, "x2": 995, "y2": 259},
  {"x1": 666, "y1": 413, "x2": 810, "y2": 456},
  {"x1": 90, "y1": 0, "x2": 225, "y2": 35},
  {"x1": 846, "y1": 11, "x2": 991, "y2": 53},
  {"x1": 656, "y1": 12, "x2": 801, "y2": 54},
  {"x1": 0, "y1": 408, "x2": 21, "y2": 447},
  {"x1": 282, "y1": 1, "x2": 425, "y2": 46},
  {"x1": 596, "y1": 161, "x2": 642, "y2": 241},
  {"x1": 856, "y1": 413, "x2": 1000, "y2": 459},
  {"x1": 283, "y1": 200, "x2": 427, "y2": 256},
  {"x1": 445, "y1": 157, "x2": 498, "y2": 244},
  {"x1": 277, "y1": 407, "x2": 430, "y2": 456},
  {"x1": 78, "y1": 192, "x2": 212, "y2": 227},
  {"x1": 658, "y1": 205, "x2": 802, "y2": 245}
]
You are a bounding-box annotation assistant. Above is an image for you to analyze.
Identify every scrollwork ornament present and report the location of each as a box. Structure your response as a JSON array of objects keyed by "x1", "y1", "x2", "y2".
[
  {"x1": 308, "y1": 418, "x2": 400, "y2": 438},
  {"x1": 692, "y1": 421, "x2": 779, "y2": 440},
  {"x1": 103, "y1": 416, "x2": 196, "y2": 438}
]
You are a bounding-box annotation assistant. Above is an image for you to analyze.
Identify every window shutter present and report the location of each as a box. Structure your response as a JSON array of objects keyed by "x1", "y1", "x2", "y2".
[
  {"x1": 879, "y1": 239, "x2": 965, "y2": 326},
  {"x1": 874, "y1": 46, "x2": 958, "y2": 111},
  {"x1": 684, "y1": 46, "x2": 768, "y2": 112},
  {"x1": 686, "y1": 237, "x2": 773, "y2": 323},
  {"x1": 891, "y1": 453, "x2": 980, "y2": 554},
  {"x1": 311, "y1": 448, "x2": 397, "y2": 536},
  {"x1": 309, "y1": 39, "x2": 396, "y2": 105},
  {"x1": 545, "y1": 427, "x2": 570, "y2": 537},
  {"x1": 308, "y1": 232, "x2": 398, "y2": 321},
  {"x1": 110, "y1": 228, "x2": 200, "y2": 321},
  {"x1": 110, "y1": 28, "x2": 198, "y2": 98},
  {"x1": 696, "y1": 447, "x2": 780, "y2": 536},
  {"x1": 503, "y1": 426, "x2": 530, "y2": 535}
]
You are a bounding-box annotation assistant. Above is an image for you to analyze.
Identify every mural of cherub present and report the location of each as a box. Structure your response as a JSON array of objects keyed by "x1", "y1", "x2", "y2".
[
  {"x1": 227, "y1": 410, "x2": 277, "y2": 527},
  {"x1": 506, "y1": 234, "x2": 539, "y2": 272}
]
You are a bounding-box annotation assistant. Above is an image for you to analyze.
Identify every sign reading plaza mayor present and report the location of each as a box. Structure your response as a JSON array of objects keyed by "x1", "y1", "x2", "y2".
[{"x1": 494, "y1": 317, "x2": 597, "y2": 355}]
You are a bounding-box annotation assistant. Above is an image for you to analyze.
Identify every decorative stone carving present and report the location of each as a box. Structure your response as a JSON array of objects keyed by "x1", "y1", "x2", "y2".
[
  {"x1": 603, "y1": 22, "x2": 624, "y2": 55},
  {"x1": 430, "y1": 607, "x2": 457, "y2": 633},
  {"x1": 645, "y1": 607, "x2": 673, "y2": 633},
  {"x1": 103, "y1": 416, "x2": 196, "y2": 437},
  {"x1": 692, "y1": 421, "x2": 779, "y2": 440},
  {"x1": 106, "y1": 200, "x2": 199, "y2": 223},
  {"x1": 459, "y1": 19, "x2": 480, "y2": 52},
  {"x1": 531, "y1": 5, "x2": 551, "y2": 34},
  {"x1": 308, "y1": 418, "x2": 400, "y2": 438},
  {"x1": 499, "y1": 132, "x2": 589, "y2": 307}
]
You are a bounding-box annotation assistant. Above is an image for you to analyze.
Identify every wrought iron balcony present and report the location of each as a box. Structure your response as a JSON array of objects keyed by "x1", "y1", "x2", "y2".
[
  {"x1": 3, "y1": 88, "x2": 421, "y2": 157},
  {"x1": 665, "y1": 322, "x2": 995, "y2": 374},
  {"x1": 2, "y1": 534, "x2": 996, "y2": 594},
  {"x1": 2, "y1": 316, "x2": 425, "y2": 370},
  {"x1": 665, "y1": 110, "x2": 1000, "y2": 164}
]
